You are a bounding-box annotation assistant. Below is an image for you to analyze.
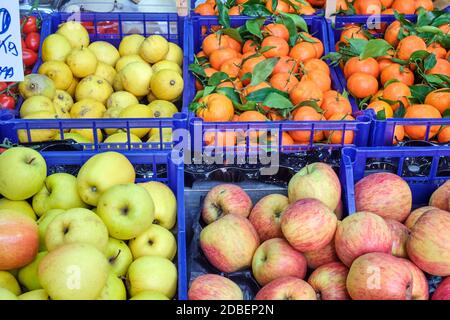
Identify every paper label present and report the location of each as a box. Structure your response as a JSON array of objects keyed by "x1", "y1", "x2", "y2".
[{"x1": 0, "y1": 2, "x2": 24, "y2": 82}]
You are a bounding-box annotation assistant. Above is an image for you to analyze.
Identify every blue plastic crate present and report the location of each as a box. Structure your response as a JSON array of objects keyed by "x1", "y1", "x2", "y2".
[
  {"x1": 341, "y1": 146, "x2": 450, "y2": 215},
  {"x1": 39, "y1": 150, "x2": 187, "y2": 300},
  {"x1": 327, "y1": 15, "x2": 450, "y2": 146},
  {"x1": 1, "y1": 12, "x2": 188, "y2": 149},
  {"x1": 183, "y1": 15, "x2": 371, "y2": 155}
]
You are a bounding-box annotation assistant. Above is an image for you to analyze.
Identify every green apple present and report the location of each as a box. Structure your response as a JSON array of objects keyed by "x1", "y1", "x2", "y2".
[
  {"x1": 138, "y1": 181, "x2": 176, "y2": 229},
  {"x1": 0, "y1": 271, "x2": 21, "y2": 295},
  {"x1": 18, "y1": 251, "x2": 48, "y2": 291},
  {"x1": 127, "y1": 256, "x2": 177, "y2": 299},
  {"x1": 37, "y1": 209, "x2": 65, "y2": 251},
  {"x1": 129, "y1": 224, "x2": 177, "y2": 260},
  {"x1": 45, "y1": 208, "x2": 109, "y2": 252},
  {"x1": 130, "y1": 290, "x2": 169, "y2": 300},
  {"x1": 19, "y1": 289, "x2": 49, "y2": 300},
  {"x1": 97, "y1": 184, "x2": 154, "y2": 240},
  {"x1": 76, "y1": 152, "x2": 136, "y2": 206},
  {"x1": 97, "y1": 272, "x2": 127, "y2": 300},
  {"x1": 38, "y1": 243, "x2": 109, "y2": 300},
  {"x1": 0, "y1": 147, "x2": 47, "y2": 201},
  {"x1": 0, "y1": 198, "x2": 37, "y2": 220},
  {"x1": 32, "y1": 173, "x2": 88, "y2": 217},
  {"x1": 106, "y1": 237, "x2": 133, "y2": 277},
  {"x1": 0, "y1": 288, "x2": 18, "y2": 300}
]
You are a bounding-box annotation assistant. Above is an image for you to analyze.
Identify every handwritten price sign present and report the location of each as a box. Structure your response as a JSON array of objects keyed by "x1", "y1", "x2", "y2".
[{"x1": 0, "y1": 2, "x2": 24, "y2": 82}]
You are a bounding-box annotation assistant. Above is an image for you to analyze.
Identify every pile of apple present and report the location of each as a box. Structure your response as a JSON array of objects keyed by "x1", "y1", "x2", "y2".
[
  {"x1": 188, "y1": 163, "x2": 450, "y2": 300},
  {"x1": 0, "y1": 147, "x2": 178, "y2": 300},
  {"x1": 16, "y1": 20, "x2": 183, "y2": 144}
]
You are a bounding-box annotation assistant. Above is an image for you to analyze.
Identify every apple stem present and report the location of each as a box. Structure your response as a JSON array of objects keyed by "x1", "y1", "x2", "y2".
[{"x1": 109, "y1": 249, "x2": 121, "y2": 263}]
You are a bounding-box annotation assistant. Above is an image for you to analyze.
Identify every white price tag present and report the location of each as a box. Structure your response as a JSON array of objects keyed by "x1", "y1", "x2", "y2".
[{"x1": 0, "y1": 1, "x2": 24, "y2": 82}]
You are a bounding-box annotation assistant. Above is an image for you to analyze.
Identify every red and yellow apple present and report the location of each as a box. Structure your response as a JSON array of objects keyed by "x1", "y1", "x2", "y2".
[
  {"x1": 404, "y1": 206, "x2": 436, "y2": 229},
  {"x1": 346, "y1": 252, "x2": 413, "y2": 300},
  {"x1": 248, "y1": 194, "x2": 288, "y2": 241},
  {"x1": 308, "y1": 262, "x2": 350, "y2": 300},
  {"x1": 0, "y1": 210, "x2": 39, "y2": 270},
  {"x1": 202, "y1": 184, "x2": 252, "y2": 224},
  {"x1": 429, "y1": 180, "x2": 450, "y2": 211},
  {"x1": 354, "y1": 172, "x2": 412, "y2": 222},
  {"x1": 281, "y1": 199, "x2": 337, "y2": 252},
  {"x1": 188, "y1": 274, "x2": 243, "y2": 300},
  {"x1": 407, "y1": 209, "x2": 450, "y2": 276},
  {"x1": 335, "y1": 212, "x2": 391, "y2": 267},
  {"x1": 200, "y1": 214, "x2": 260, "y2": 273},
  {"x1": 288, "y1": 163, "x2": 341, "y2": 211},
  {"x1": 252, "y1": 238, "x2": 307, "y2": 286},
  {"x1": 255, "y1": 276, "x2": 316, "y2": 300}
]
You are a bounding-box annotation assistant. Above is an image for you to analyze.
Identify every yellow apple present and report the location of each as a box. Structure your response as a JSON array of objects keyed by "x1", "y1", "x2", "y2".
[
  {"x1": 76, "y1": 152, "x2": 135, "y2": 206},
  {"x1": 138, "y1": 181, "x2": 176, "y2": 229},
  {"x1": 0, "y1": 199, "x2": 36, "y2": 220}
]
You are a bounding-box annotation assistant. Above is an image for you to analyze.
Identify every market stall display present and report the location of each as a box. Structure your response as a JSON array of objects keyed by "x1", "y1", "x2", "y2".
[{"x1": 0, "y1": 0, "x2": 449, "y2": 302}]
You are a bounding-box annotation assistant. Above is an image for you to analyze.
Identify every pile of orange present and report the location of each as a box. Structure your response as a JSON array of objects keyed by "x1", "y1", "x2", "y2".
[
  {"x1": 194, "y1": 0, "x2": 436, "y2": 16},
  {"x1": 194, "y1": 0, "x2": 318, "y2": 16},
  {"x1": 190, "y1": 20, "x2": 357, "y2": 147},
  {"x1": 338, "y1": 0, "x2": 435, "y2": 15},
  {"x1": 335, "y1": 17, "x2": 450, "y2": 144}
]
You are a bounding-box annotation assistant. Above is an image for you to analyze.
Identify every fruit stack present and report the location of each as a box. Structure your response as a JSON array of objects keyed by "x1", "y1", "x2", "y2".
[
  {"x1": 192, "y1": 0, "x2": 436, "y2": 17},
  {"x1": 187, "y1": 161, "x2": 450, "y2": 300},
  {"x1": 188, "y1": 15, "x2": 361, "y2": 148},
  {"x1": 329, "y1": 9, "x2": 449, "y2": 144},
  {"x1": 14, "y1": 19, "x2": 184, "y2": 144},
  {"x1": 0, "y1": 147, "x2": 181, "y2": 300},
  {"x1": 336, "y1": 0, "x2": 435, "y2": 15},
  {"x1": 194, "y1": 0, "x2": 319, "y2": 16}
]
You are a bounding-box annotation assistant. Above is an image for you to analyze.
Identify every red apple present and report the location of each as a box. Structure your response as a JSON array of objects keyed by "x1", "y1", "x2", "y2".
[
  {"x1": 407, "y1": 209, "x2": 450, "y2": 276},
  {"x1": 401, "y1": 259, "x2": 429, "y2": 300},
  {"x1": 202, "y1": 184, "x2": 252, "y2": 224},
  {"x1": 385, "y1": 219, "x2": 410, "y2": 258},
  {"x1": 255, "y1": 276, "x2": 316, "y2": 300},
  {"x1": 281, "y1": 199, "x2": 337, "y2": 252},
  {"x1": 404, "y1": 206, "x2": 436, "y2": 229},
  {"x1": 335, "y1": 212, "x2": 391, "y2": 267},
  {"x1": 0, "y1": 210, "x2": 39, "y2": 270},
  {"x1": 346, "y1": 252, "x2": 413, "y2": 300},
  {"x1": 429, "y1": 180, "x2": 450, "y2": 211},
  {"x1": 432, "y1": 277, "x2": 450, "y2": 300},
  {"x1": 188, "y1": 274, "x2": 243, "y2": 300},
  {"x1": 200, "y1": 214, "x2": 260, "y2": 273},
  {"x1": 308, "y1": 262, "x2": 350, "y2": 300},
  {"x1": 354, "y1": 172, "x2": 412, "y2": 222},
  {"x1": 288, "y1": 163, "x2": 341, "y2": 211},
  {"x1": 252, "y1": 238, "x2": 307, "y2": 286},
  {"x1": 304, "y1": 241, "x2": 339, "y2": 270},
  {"x1": 248, "y1": 194, "x2": 289, "y2": 241}
]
